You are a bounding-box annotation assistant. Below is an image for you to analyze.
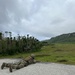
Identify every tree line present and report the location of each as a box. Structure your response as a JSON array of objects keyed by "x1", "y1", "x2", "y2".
[{"x1": 0, "y1": 31, "x2": 42, "y2": 55}]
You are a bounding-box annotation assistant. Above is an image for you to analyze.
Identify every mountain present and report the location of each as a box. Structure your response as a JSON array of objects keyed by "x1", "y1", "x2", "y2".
[{"x1": 46, "y1": 32, "x2": 75, "y2": 43}]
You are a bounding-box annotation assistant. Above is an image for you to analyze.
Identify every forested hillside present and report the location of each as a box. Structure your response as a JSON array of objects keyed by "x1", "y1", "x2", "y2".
[{"x1": 46, "y1": 32, "x2": 75, "y2": 43}]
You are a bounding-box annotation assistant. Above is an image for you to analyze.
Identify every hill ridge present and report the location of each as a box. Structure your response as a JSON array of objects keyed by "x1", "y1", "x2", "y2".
[{"x1": 46, "y1": 32, "x2": 75, "y2": 43}]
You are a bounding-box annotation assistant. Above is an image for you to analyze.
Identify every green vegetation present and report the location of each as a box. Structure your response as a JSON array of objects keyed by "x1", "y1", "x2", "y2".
[
  {"x1": 35, "y1": 44, "x2": 75, "y2": 65},
  {"x1": 46, "y1": 32, "x2": 75, "y2": 43},
  {"x1": 1, "y1": 43, "x2": 75, "y2": 65},
  {"x1": 0, "y1": 31, "x2": 75, "y2": 65},
  {"x1": 0, "y1": 31, "x2": 42, "y2": 55}
]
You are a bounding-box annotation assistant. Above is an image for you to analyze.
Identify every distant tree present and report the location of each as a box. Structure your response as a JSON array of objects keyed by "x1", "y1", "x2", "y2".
[
  {"x1": 9, "y1": 32, "x2": 12, "y2": 38},
  {"x1": 5, "y1": 31, "x2": 8, "y2": 37},
  {"x1": 0, "y1": 32, "x2": 2, "y2": 40}
]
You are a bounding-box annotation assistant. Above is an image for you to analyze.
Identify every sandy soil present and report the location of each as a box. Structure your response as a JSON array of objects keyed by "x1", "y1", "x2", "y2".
[{"x1": 0, "y1": 59, "x2": 75, "y2": 75}]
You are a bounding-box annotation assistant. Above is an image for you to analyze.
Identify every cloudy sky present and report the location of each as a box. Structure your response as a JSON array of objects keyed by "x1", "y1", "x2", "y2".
[{"x1": 0, "y1": 0, "x2": 75, "y2": 40}]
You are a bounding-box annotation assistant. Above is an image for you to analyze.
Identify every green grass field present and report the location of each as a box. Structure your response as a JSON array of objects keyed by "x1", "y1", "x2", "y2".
[
  {"x1": 35, "y1": 43, "x2": 75, "y2": 65},
  {"x1": 0, "y1": 43, "x2": 75, "y2": 65}
]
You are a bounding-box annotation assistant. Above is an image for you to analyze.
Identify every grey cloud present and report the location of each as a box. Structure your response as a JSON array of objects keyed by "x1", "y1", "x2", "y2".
[
  {"x1": 0, "y1": 0, "x2": 75, "y2": 40},
  {"x1": 51, "y1": 18, "x2": 65, "y2": 25}
]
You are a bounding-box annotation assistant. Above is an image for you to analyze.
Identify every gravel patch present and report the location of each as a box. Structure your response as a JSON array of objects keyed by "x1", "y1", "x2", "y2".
[{"x1": 0, "y1": 59, "x2": 75, "y2": 75}]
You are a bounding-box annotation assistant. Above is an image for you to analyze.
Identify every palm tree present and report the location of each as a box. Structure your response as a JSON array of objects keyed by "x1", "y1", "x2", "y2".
[
  {"x1": 0, "y1": 32, "x2": 2, "y2": 40},
  {"x1": 5, "y1": 31, "x2": 8, "y2": 37},
  {"x1": 8, "y1": 32, "x2": 12, "y2": 54},
  {"x1": 9, "y1": 32, "x2": 12, "y2": 38},
  {"x1": 0, "y1": 32, "x2": 2, "y2": 53},
  {"x1": 27, "y1": 34, "x2": 29, "y2": 38}
]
